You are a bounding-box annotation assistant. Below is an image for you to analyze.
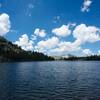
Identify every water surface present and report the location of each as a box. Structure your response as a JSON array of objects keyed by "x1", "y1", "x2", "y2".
[{"x1": 0, "y1": 61, "x2": 100, "y2": 100}]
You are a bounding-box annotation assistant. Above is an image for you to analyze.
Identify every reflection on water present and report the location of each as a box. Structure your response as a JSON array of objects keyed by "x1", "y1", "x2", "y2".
[{"x1": 0, "y1": 61, "x2": 100, "y2": 100}]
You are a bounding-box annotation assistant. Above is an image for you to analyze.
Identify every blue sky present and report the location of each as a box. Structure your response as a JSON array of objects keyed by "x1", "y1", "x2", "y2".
[{"x1": 0, "y1": 0, "x2": 100, "y2": 56}]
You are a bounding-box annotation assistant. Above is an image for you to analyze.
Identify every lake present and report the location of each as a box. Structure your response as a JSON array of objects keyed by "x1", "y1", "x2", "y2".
[{"x1": 0, "y1": 61, "x2": 100, "y2": 100}]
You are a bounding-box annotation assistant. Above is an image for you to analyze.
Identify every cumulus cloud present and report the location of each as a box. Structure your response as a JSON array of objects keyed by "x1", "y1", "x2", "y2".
[
  {"x1": 83, "y1": 49, "x2": 93, "y2": 56},
  {"x1": 34, "y1": 23, "x2": 100, "y2": 56},
  {"x1": 73, "y1": 24, "x2": 100, "y2": 44},
  {"x1": 35, "y1": 37, "x2": 59, "y2": 53},
  {"x1": 14, "y1": 28, "x2": 47, "y2": 52},
  {"x1": 59, "y1": 41, "x2": 81, "y2": 52},
  {"x1": 34, "y1": 28, "x2": 47, "y2": 37},
  {"x1": 47, "y1": 41, "x2": 81, "y2": 56},
  {"x1": 14, "y1": 34, "x2": 34, "y2": 51},
  {"x1": 0, "y1": 13, "x2": 11, "y2": 36},
  {"x1": 14, "y1": 23, "x2": 100, "y2": 56},
  {"x1": 81, "y1": 0, "x2": 92, "y2": 12},
  {"x1": 52, "y1": 24, "x2": 71, "y2": 37},
  {"x1": 34, "y1": 36, "x2": 81, "y2": 56}
]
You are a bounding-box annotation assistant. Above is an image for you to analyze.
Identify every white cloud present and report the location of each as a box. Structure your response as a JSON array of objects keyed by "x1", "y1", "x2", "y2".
[
  {"x1": 14, "y1": 23, "x2": 100, "y2": 57},
  {"x1": 70, "y1": 22, "x2": 76, "y2": 27},
  {"x1": 81, "y1": 0, "x2": 92, "y2": 12},
  {"x1": 34, "y1": 23, "x2": 100, "y2": 56},
  {"x1": 0, "y1": 13, "x2": 11, "y2": 36},
  {"x1": 52, "y1": 24, "x2": 71, "y2": 37},
  {"x1": 34, "y1": 28, "x2": 47, "y2": 37},
  {"x1": 34, "y1": 36, "x2": 81, "y2": 56},
  {"x1": 47, "y1": 41, "x2": 81, "y2": 56},
  {"x1": 98, "y1": 50, "x2": 100, "y2": 55},
  {"x1": 14, "y1": 34, "x2": 34, "y2": 51},
  {"x1": 35, "y1": 37, "x2": 59, "y2": 53},
  {"x1": 31, "y1": 34, "x2": 37, "y2": 41},
  {"x1": 58, "y1": 41, "x2": 81, "y2": 52},
  {"x1": 73, "y1": 24, "x2": 100, "y2": 44},
  {"x1": 83, "y1": 49, "x2": 93, "y2": 56}
]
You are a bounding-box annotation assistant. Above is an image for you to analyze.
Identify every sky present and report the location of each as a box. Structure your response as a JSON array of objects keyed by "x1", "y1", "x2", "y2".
[{"x1": 0, "y1": 0, "x2": 100, "y2": 57}]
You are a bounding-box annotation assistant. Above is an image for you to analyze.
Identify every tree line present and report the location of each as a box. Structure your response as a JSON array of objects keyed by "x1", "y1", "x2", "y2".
[{"x1": 0, "y1": 36, "x2": 100, "y2": 62}]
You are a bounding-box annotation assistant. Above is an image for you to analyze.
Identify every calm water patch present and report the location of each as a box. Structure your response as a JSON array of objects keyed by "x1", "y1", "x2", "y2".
[{"x1": 0, "y1": 61, "x2": 100, "y2": 100}]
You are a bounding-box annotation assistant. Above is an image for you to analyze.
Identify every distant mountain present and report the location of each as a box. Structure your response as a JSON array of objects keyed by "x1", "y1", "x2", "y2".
[
  {"x1": 0, "y1": 37, "x2": 54, "y2": 62},
  {"x1": 63, "y1": 55, "x2": 100, "y2": 61},
  {"x1": 53, "y1": 54, "x2": 100, "y2": 61}
]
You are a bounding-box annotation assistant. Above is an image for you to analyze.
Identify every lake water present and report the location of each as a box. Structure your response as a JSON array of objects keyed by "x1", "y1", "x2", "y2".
[{"x1": 0, "y1": 61, "x2": 100, "y2": 100}]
